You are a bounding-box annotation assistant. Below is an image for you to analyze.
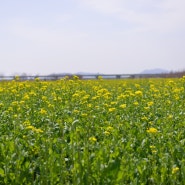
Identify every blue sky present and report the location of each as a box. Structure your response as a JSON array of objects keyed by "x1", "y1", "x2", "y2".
[{"x1": 0, "y1": 0, "x2": 185, "y2": 75}]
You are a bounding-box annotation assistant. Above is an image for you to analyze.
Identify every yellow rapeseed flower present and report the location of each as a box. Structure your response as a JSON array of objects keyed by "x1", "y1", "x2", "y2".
[
  {"x1": 104, "y1": 131, "x2": 110, "y2": 135},
  {"x1": 26, "y1": 125, "x2": 43, "y2": 133},
  {"x1": 172, "y1": 167, "x2": 179, "y2": 174},
  {"x1": 35, "y1": 128, "x2": 43, "y2": 133},
  {"x1": 150, "y1": 145, "x2": 156, "y2": 149},
  {"x1": 73, "y1": 75, "x2": 79, "y2": 80},
  {"x1": 120, "y1": 104, "x2": 126, "y2": 109},
  {"x1": 147, "y1": 101, "x2": 154, "y2": 106},
  {"x1": 144, "y1": 107, "x2": 150, "y2": 110},
  {"x1": 107, "y1": 126, "x2": 113, "y2": 131},
  {"x1": 98, "y1": 76, "x2": 103, "y2": 80},
  {"x1": 23, "y1": 120, "x2": 30, "y2": 126},
  {"x1": 40, "y1": 108, "x2": 47, "y2": 115},
  {"x1": 109, "y1": 108, "x2": 116, "y2": 112},
  {"x1": 135, "y1": 90, "x2": 143, "y2": 96},
  {"x1": 89, "y1": 136, "x2": 97, "y2": 142},
  {"x1": 141, "y1": 116, "x2": 148, "y2": 121},
  {"x1": 150, "y1": 145, "x2": 157, "y2": 153},
  {"x1": 87, "y1": 104, "x2": 92, "y2": 108},
  {"x1": 81, "y1": 113, "x2": 88, "y2": 117},
  {"x1": 147, "y1": 127, "x2": 158, "y2": 133},
  {"x1": 35, "y1": 77, "x2": 40, "y2": 81},
  {"x1": 133, "y1": 101, "x2": 139, "y2": 106},
  {"x1": 26, "y1": 125, "x2": 35, "y2": 130},
  {"x1": 111, "y1": 101, "x2": 117, "y2": 105},
  {"x1": 23, "y1": 94, "x2": 30, "y2": 100},
  {"x1": 73, "y1": 109, "x2": 80, "y2": 113}
]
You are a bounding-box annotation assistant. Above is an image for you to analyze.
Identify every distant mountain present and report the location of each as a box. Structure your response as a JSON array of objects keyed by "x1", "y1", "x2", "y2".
[{"x1": 140, "y1": 68, "x2": 169, "y2": 74}]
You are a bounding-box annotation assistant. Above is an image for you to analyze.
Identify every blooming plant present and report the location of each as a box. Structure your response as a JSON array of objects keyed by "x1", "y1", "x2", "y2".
[{"x1": 0, "y1": 77, "x2": 184, "y2": 184}]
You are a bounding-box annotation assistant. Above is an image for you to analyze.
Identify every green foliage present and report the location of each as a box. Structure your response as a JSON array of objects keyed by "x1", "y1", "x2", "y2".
[{"x1": 0, "y1": 77, "x2": 185, "y2": 184}]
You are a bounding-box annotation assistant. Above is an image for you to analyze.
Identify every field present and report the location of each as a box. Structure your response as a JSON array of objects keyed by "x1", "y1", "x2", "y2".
[{"x1": 0, "y1": 76, "x2": 185, "y2": 185}]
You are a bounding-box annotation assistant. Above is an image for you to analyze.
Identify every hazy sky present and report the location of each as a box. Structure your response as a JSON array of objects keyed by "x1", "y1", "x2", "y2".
[{"x1": 0, "y1": 0, "x2": 185, "y2": 75}]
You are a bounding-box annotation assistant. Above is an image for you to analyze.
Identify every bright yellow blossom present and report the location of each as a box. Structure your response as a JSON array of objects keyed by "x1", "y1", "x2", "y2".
[
  {"x1": 120, "y1": 104, "x2": 126, "y2": 109},
  {"x1": 40, "y1": 108, "x2": 47, "y2": 115},
  {"x1": 172, "y1": 167, "x2": 179, "y2": 174},
  {"x1": 89, "y1": 136, "x2": 97, "y2": 142},
  {"x1": 147, "y1": 127, "x2": 158, "y2": 133},
  {"x1": 109, "y1": 108, "x2": 116, "y2": 112},
  {"x1": 135, "y1": 90, "x2": 143, "y2": 96}
]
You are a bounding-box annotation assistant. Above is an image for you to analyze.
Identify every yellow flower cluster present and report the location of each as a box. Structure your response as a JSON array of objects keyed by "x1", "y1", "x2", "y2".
[
  {"x1": 26, "y1": 125, "x2": 43, "y2": 133},
  {"x1": 147, "y1": 127, "x2": 158, "y2": 133},
  {"x1": 172, "y1": 167, "x2": 179, "y2": 174},
  {"x1": 89, "y1": 136, "x2": 97, "y2": 142}
]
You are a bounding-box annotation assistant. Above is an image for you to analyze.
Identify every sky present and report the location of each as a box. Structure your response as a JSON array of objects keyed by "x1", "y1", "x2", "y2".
[{"x1": 0, "y1": 0, "x2": 185, "y2": 75}]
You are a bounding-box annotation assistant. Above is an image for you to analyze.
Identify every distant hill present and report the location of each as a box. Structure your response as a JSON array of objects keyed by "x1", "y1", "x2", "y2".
[{"x1": 140, "y1": 68, "x2": 169, "y2": 74}]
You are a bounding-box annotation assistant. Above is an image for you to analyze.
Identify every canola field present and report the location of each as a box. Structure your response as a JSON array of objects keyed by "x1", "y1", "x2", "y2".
[{"x1": 0, "y1": 76, "x2": 185, "y2": 185}]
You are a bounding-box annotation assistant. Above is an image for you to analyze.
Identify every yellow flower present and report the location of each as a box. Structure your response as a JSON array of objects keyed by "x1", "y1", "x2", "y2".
[
  {"x1": 13, "y1": 114, "x2": 18, "y2": 118},
  {"x1": 141, "y1": 116, "x2": 148, "y2": 121},
  {"x1": 147, "y1": 127, "x2": 158, "y2": 133},
  {"x1": 48, "y1": 103, "x2": 54, "y2": 108},
  {"x1": 72, "y1": 93, "x2": 80, "y2": 98},
  {"x1": 26, "y1": 125, "x2": 35, "y2": 130},
  {"x1": 119, "y1": 104, "x2": 126, "y2": 109},
  {"x1": 98, "y1": 76, "x2": 103, "y2": 80},
  {"x1": 29, "y1": 91, "x2": 36, "y2": 96},
  {"x1": 23, "y1": 120, "x2": 30, "y2": 126},
  {"x1": 35, "y1": 77, "x2": 40, "y2": 81},
  {"x1": 117, "y1": 94, "x2": 127, "y2": 100},
  {"x1": 107, "y1": 126, "x2": 113, "y2": 131},
  {"x1": 133, "y1": 101, "x2": 139, "y2": 106},
  {"x1": 104, "y1": 131, "x2": 110, "y2": 135},
  {"x1": 23, "y1": 94, "x2": 30, "y2": 100},
  {"x1": 87, "y1": 104, "x2": 92, "y2": 108},
  {"x1": 73, "y1": 75, "x2": 79, "y2": 80},
  {"x1": 89, "y1": 136, "x2": 97, "y2": 142},
  {"x1": 168, "y1": 114, "x2": 173, "y2": 119},
  {"x1": 73, "y1": 109, "x2": 80, "y2": 113},
  {"x1": 20, "y1": 101, "x2": 25, "y2": 105},
  {"x1": 172, "y1": 167, "x2": 179, "y2": 174},
  {"x1": 135, "y1": 90, "x2": 143, "y2": 96},
  {"x1": 81, "y1": 113, "x2": 87, "y2": 117},
  {"x1": 150, "y1": 145, "x2": 157, "y2": 153},
  {"x1": 104, "y1": 103, "x2": 109, "y2": 107},
  {"x1": 92, "y1": 96, "x2": 100, "y2": 100},
  {"x1": 150, "y1": 145, "x2": 156, "y2": 149},
  {"x1": 15, "y1": 75, "x2": 20, "y2": 81},
  {"x1": 26, "y1": 125, "x2": 43, "y2": 133},
  {"x1": 111, "y1": 101, "x2": 117, "y2": 105},
  {"x1": 147, "y1": 101, "x2": 154, "y2": 106},
  {"x1": 35, "y1": 128, "x2": 43, "y2": 133},
  {"x1": 11, "y1": 101, "x2": 18, "y2": 106},
  {"x1": 42, "y1": 96, "x2": 47, "y2": 101},
  {"x1": 135, "y1": 84, "x2": 140, "y2": 88},
  {"x1": 40, "y1": 108, "x2": 47, "y2": 115},
  {"x1": 82, "y1": 95, "x2": 90, "y2": 100},
  {"x1": 144, "y1": 107, "x2": 150, "y2": 110},
  {"x1": 109, "y1": 108, "x2": 116, "y2": 112},
  {"x1": 8, "y1": 107, "x2": 13, "y2": 112}
]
